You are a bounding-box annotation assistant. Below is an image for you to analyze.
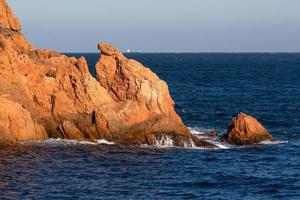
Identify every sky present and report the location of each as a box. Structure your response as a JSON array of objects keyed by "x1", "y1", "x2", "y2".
[{"x1": 7, "y1": 0, "x2": 300, "y2": 52}]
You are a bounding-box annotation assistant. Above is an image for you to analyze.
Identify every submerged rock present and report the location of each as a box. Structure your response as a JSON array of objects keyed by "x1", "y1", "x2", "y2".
[
  {"x1": 0, "y1": 0, "x2": 215, "y2": 148},
  {"x1": 148, "y1": 133, "x2": 215, "y2": 148},
  {"x1": 202, "y1": 130, "x2": 217, "y2": 138},
  {"x1": 221, "y1": 112, "x2": 273, "y2": 145}
]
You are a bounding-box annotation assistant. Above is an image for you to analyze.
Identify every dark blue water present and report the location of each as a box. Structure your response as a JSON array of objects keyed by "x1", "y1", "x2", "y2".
[{"x1": 1, "y1": 53, "x2": 299, "y2": 199}]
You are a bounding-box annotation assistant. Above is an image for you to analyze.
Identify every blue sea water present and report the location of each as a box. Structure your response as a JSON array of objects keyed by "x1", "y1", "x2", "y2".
[{"x1": 1, "y1": 53, "x2": 300, "y2": 199}]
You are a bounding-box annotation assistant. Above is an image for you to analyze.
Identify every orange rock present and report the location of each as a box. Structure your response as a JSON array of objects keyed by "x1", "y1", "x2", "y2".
[
  {"x1": 221, "y1": 112, "x2": 273, "y2": 145},
  {"x1": 0, "y1": 127, "x2": 16, "y2": 145},
  {"x1": 59, "y1": 121, "x2": 85, "y2": 140},
  {"x1": 0, "y1": 0, "x2": 216, "y2": 148},
  {"x1": 203, "y1": 130, "x2": 217, "y2": 138},
  {"x1": 94, "y1": 43, "x2": 214, "y2": 146},
  {"x1": 0, "y1": 0, "x2": 21, "y2": 31},
  {"x1": 0, "y1": 96, "x2": 48, "y2": 142}
]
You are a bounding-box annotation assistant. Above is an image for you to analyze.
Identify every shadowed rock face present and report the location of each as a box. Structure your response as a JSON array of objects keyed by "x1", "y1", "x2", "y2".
[
  {"x1": 221, "y1": 112, "x2": 273, "y2": 145},
  {"x1": 0, "y1": 0, "x2": 216, "y2": 148}
]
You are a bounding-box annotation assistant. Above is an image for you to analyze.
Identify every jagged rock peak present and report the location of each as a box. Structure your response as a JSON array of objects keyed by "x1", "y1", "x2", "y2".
[
  {"x1": 98, "y1": 42, "x2": 116, "y2": 56},
  {"x1": 0, "y1": 0, "x2": 21, "y2": 31},
  {"x1": 97, "y1": 42, "x2": 126, "y2": 60}
]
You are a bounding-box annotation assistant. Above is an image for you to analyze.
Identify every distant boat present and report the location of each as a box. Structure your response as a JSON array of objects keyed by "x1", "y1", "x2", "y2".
[{"x1": 126, "y1": 49, "x2": 131, "y2": 53}]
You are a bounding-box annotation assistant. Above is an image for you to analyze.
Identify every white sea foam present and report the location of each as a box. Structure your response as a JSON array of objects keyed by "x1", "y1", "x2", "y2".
[
  {"x1": 154, "y1": 134, "x2": 174, "y2": 147},
  {"x1": 146, "y1": 127, "x2": 227, "y2": 149},
  {"x1": 209, "y1": 141, "x2": 232, "y2": 149},
  {"x1": 188, "y1": 127, "x2": 208, "y2": 135},
  {"x1": 96, "y1": 139, "x2": 115, "y2": 145},
  {"x1": 152, "y1": 134, "x2": 196, "y2": 148},
  {"x1": 259, "y1": 140, "x2": 288, "y2": 145},
  {"x1": 187, "y1": 127, "x2": 231, "y2": 149},
  {"x1": 188, "y1": 126, "x2": 222, "y2": 139},
  {"x1": 20, "y1": 138, "x2": 115, "y2": 146}
]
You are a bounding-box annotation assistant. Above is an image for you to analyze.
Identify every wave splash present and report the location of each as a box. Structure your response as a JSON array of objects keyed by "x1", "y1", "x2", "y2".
[
  {"x1": 187, "y1": 127, "x2": 233, "y2": 149},
  {"x1": 154, "y1": 134, "x2": 174, "y2": 147},
  {"x1": 154, "y1": 134, "x2": 196, "y2": 148}
]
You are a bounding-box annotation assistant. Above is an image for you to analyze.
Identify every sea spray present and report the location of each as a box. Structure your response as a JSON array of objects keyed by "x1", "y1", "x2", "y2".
[
  {"x1": 154, "y1": 133, "x2": 196, "y2": 148},
  {"x1": 154, "y1": 134, "x2": 174, "y2": 147}
]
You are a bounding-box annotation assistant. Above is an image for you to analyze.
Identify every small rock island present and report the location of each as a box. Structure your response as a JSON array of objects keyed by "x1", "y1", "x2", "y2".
[{"x1": 221, "y1": 112, "x2": 273, "y2": 145}]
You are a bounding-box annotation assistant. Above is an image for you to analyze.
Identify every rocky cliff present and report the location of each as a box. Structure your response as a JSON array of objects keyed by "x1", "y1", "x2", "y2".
[{"x1": 0, "y1": 0, "x2": 214, "y2": 147}]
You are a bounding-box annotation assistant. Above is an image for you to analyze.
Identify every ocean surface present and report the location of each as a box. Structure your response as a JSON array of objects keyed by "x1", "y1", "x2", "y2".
[{"x1": 1, "y1": 53, "x2": 300, "y2": 199}]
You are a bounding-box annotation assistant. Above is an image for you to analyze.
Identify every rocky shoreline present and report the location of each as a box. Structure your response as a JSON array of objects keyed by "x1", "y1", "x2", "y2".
[{"x1": 0, "y1": 0, "x2": 273, "y2": 147}]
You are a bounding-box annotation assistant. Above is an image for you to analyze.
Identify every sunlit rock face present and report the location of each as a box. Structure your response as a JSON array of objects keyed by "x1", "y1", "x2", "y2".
[
  {"x1": 0, "y1": 0, "x2": 21, "y2": 31},
  {"x1": 221, "y1": 112, "x2": 273, "y2": 145},
  {"x1": 0, "y1": 0, "x2": 216, "y2": 147}
]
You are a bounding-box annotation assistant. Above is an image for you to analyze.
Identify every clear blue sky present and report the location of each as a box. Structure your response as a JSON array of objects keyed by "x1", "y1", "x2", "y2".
[{"x1": 7, "y1": 0, "x2": 300, "y2": 52}]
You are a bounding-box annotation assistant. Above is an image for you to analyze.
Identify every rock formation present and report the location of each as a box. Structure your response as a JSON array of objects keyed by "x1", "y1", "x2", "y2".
[
  {"x1": 221, "y1": 112, "x2": 273, "y2": 145},
  {"x1": 0, "y1": 0, "x2": 21, "y2": 31},
  {"x1": 0, "y1": 0, "x2": 215, "y2": 147}
]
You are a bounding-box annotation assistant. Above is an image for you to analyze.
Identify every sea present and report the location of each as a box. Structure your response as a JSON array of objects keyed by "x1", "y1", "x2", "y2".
[{"x1": 0, "y1": 53, "x2": 299, "y2": 199}]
